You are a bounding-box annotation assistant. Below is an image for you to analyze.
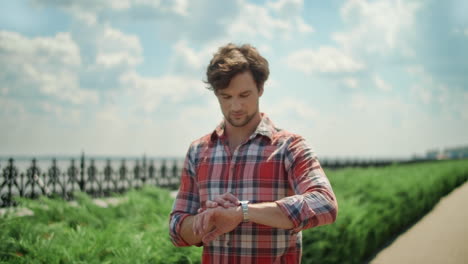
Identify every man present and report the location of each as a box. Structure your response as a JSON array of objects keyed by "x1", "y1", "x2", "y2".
[{"x1": 169, "y1": 43, "x2": 338, "y2": 263}]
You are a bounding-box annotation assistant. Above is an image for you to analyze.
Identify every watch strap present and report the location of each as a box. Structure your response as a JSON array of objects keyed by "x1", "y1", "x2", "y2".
[{"x1": 240, "y1": 200, "x2": 249, "y2": 223}]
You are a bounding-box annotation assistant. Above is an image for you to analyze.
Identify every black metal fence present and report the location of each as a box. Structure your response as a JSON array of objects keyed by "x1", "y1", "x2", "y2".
[
  {"x1": 0, "y1": 154, "x2": 182, "y2": 208},
  {"x1": 1, "y1": 153, "x2": 437, "y2": 208}
]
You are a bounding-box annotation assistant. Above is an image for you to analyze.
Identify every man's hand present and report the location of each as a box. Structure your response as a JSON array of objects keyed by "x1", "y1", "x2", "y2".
[
  {"x1": 198, "y1": 192, "x2": 240, "y2": 214},
  {"x1": 191, "y1": 192, "x2": 295, "y2": 244},
  {"x1": 192, "y1": 192, "x2": 241, "y2": 244},
  {"x1": 207, "y1": 192, "x2": 240, "y2": 208},
  {"x1": 193, "y1": 206, "x2": 243, "y2": 244}
]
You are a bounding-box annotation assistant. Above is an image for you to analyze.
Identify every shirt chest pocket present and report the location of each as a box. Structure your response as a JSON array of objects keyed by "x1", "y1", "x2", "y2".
[{"x1": 256, "y1": 147, "x2": 286, "y2": 180}]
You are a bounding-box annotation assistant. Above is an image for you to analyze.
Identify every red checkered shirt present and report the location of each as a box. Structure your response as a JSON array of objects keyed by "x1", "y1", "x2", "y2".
[{"x1": 169, "y1": 114, "x2": 338, "y2": 264}]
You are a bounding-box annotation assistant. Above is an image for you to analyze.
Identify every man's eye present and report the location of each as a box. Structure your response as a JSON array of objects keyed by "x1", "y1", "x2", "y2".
[
  {"x1": 223, "y1": 96, "x2": 231, "y2": 99},
  {"x1": 240, "y1": 93, "x2": 250, "y2": 98}
]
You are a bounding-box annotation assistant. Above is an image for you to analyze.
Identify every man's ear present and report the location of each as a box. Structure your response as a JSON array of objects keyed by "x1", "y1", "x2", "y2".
[{"x1": 258, "y1": 86, "x2": 264, "y2": 97}]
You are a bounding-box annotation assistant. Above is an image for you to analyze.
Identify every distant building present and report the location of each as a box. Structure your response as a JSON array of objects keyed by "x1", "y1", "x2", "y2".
[
  {"x1": 426, "y1": 146, "x2": 468, "y2": 160},
  {"x1": 426, "y1": 149, "x2": 440, "y2": 160},
  {"x1": 444, "y1": 146, "x2": 468, "y2": 159}
]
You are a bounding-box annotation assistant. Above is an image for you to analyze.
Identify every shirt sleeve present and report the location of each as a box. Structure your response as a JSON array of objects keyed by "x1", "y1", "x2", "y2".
[
  {"x1": 168, "y1": 144, "x2": 201, "y2": 247},
  {"x1": 275, "y1": 136, "x2": 338, "y2": 233}
]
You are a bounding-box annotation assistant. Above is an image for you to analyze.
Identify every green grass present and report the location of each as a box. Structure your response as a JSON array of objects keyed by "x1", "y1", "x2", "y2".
[
  {"x1": 301, "y1": 159, "x2": 468, "y2": 264},
  {"x1": 0, "y1": 187, "x2": 202, "y2": 264},
  {"x1": 1, "y1": 159, "x2": 467, "y2": 264}
]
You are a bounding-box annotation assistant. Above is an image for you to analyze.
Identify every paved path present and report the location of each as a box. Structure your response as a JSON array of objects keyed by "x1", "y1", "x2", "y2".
[{"x1": 371, "y1": 181, "x2": 468, "y2": 264}]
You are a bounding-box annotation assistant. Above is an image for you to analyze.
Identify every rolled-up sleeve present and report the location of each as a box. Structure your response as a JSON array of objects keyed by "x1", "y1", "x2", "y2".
[
  {"x1": 169, "y1": 145, "x2": 200, "y2": 247},
  {"x1": 275, "y1": 136, "x2": 338, "y2": 233}
]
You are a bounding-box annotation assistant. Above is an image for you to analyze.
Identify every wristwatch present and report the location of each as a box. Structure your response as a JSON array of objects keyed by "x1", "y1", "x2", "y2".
[{"x1": 239, "y1": 200, "x2": 250, "y2": 223}]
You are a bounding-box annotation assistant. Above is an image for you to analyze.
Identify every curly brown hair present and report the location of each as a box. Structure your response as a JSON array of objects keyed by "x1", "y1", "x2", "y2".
[{"x1": 205, "y1": 43, "x2": 269, "y2": 92}]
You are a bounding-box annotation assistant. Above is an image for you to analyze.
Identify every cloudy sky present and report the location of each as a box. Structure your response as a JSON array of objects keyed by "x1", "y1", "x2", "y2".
[{"x1": 1, "y1": 0, "x2": 467, "y2": 160}]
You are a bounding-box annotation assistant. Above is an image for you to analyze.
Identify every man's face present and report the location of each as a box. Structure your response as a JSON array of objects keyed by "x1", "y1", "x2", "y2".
[{"x1": 216, "y1": 71, "x2": 263, "y2": 128}]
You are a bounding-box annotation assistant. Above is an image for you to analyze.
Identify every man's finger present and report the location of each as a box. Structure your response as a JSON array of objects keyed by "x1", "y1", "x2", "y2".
[
  {"x1": 213, "y1": 197, "x2": 230, "y2": 208},
  {"x1": 213, "y1": 197, "x2": 236, "y2": 208},
  {"x1": 222, "y1": 192, "x2": 240, "y2": 206},
  {"x1": 205, "y1": 200, "x2": 218, "y2": 208}
]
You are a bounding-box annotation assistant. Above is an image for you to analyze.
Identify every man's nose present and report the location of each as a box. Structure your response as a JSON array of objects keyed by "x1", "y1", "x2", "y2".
[{"x1": 231, "y1": 99, "x2": 242, "y2": 111}]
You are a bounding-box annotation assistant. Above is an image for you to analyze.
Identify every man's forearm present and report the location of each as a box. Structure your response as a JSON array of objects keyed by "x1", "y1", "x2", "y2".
[
  {"x1": 189, "y1": 202, "x2": 295, "y2": 244},
  {"x1": 248, "y1": 202, "x2": 294, "y2": 229},
  {"x1": 179, "y1": 215, "x2": 203, "y2": 245}
]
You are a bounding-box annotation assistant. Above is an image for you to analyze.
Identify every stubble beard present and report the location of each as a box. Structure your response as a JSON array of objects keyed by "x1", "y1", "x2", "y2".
[{"x1": 226, "y1": 109, "x2": 259, "y2": 128}]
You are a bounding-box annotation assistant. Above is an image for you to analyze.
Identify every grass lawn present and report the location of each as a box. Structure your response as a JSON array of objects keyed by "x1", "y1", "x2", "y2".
[
  {"x1": 1, "y1": 159, "x2": 467, "y2": 263},
  {"x1": 301, "y1": 159, "x2": 468, "y2": 264},
  {"x1": 0, "y1": 187, "x2": 202, "y2": 264}
]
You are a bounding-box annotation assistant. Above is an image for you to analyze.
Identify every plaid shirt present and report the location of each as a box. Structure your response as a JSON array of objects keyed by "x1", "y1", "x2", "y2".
[{"x1": 169, "y1": 114, "x2": 338, "y2": 264}]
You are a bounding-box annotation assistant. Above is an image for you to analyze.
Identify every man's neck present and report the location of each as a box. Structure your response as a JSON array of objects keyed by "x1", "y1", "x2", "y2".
[{"x1": 225, "y1": 112, "x2": 262, "y2": 151}]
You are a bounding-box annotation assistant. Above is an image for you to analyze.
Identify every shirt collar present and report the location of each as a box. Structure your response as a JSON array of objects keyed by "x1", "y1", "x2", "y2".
[{"x1": 211, "y1": 113, "x2": 277, "y2": 142}]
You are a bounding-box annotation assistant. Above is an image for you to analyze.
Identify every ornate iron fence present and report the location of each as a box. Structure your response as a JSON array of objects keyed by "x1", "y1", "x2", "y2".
[
  {"x1": 0, "y1": 154, "x2": 182, "y2": 208},
  {"x1": 1, "y1": 153, "x2": 439, "y2": 208}
]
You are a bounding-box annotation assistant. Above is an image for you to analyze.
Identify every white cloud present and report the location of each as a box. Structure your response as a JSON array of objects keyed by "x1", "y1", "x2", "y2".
[
  {"x1": 257, "y1": 44, "x2": 273, "y2": 54},
  {"x1": 0, "y1": 31, "x2": 81, "y2": 66},
  {"x1": 172, "y1": 39, "x2": 206, "y2": 71},
  {"x1": 95, "y1": 26, "x2": 143, "y2": 68},
  {"x1": 343, "y1": 78, "x2": 359, "y2": 89},
  {"x1": 374, "y1": 75, "x2": 392, "y2": 92},
  {"x1": 262, "y1": 93, "x2": 462, "y2": 159},
  {"x1": 1, "y1": 87, "x2": 8, "y2": 95},
  {"x1": 226, "y1": 0, "x2": 313, "y2": 40},
  {"x1": 407, "y1": 65, "x2": 435, "y2": 104},
  {"x1": 264, "y1": 97, "x2": 319, "y2": 122},
  {"x1": 95, "y1": 105, "x2": 122, "y2": 123},
  {"x1": 31, "y1": 0, "x2": 227, "y2": 51},
  {"x1": 24, "y1": 65, "x2": 98, "y2": 104},
  {"x1": 173, "y1": 0, "x2": 189, "y2": 16},
  {"x1": 296, "y1": 17, "x2": 314, "y2": 33},
  {"x1": 268, "y1": 0, "x2": 303, "y2": 18},
  {"x1": 41, "y1": 102, "x2": 81, "y2": 124},
  {"x1": 119, "y1": 71, "x2": 206, "y2": 113},
  {"x1": 333, "y1": 0, "x2": 420, "y2": 55},
  {"x1": 286, "y1": 46, "x2": 365, "y2": 74},
  {"x1": 227, "y1": 2, "x2": 289, "y2": 40},
  {"x1": 0, "y1": 97, "x2": 27, "y2": 116},
  {"x1": 410, "y1": 84, "x2": 432, "y2": 104},
  {"x1": 337, "y1": 92, "x2": 464, "y2": 158},
  {"x1": 32, "y1": 0, "x2": 187, "y2": 19},
  {"x1": 0, "y1": 30, "x2": 98, "y2": 105},
  {"x1": 73, "y1": 10, "x2": 98, "y2": 26},
  {"x1": 406, "y1": 65, "x2": 425, "y2": 75},
  {"x1": 350, "y1": 93, "x2": 367, "y2": 110},
  {"x1": 452, "y1": 27, "x2": 468, "y2": 36},
  {"x1": 462, "y1": 92, "x2": 468, "y2": 120},
  {"x1": 406, "y1": 65, "x2": 467, "y2": 120}
]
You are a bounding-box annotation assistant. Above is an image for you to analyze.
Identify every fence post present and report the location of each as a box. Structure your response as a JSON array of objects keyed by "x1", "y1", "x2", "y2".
[
  {"x1": 80, "y1": 152, "x2": 85, "y2": 192},
  {"x1": 171, "y1": 160, "x2": 178, "y2": 188},
  {"x1": 67, "y1": 159, "x2": 78, "y2": 199},
  {"x1": 142, "y1": 154, "x2": 147, "y2": 185},
  {"x1": 119, "y1": 159, "x2": 128, "y2": 193}
]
